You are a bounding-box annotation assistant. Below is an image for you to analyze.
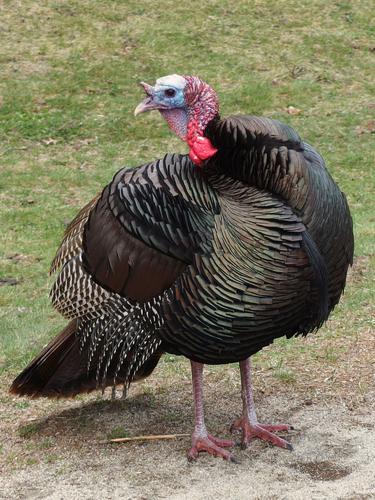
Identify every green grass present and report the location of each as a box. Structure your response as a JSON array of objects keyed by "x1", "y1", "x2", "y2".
[
  {"x1": 107, "y1": 427, "x2": 129, "y2": 440},
  {"x1": 1, "y1": 0, "x2": 374, "y2": 380},
  {"x1": 18, "y1": 422, "x2": 43, "y2": 439}
]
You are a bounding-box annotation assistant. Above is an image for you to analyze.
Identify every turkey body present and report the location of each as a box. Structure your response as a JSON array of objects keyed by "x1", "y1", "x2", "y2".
[{"x1": 11, "y1": 115, "x2": 353, "y2": 397}]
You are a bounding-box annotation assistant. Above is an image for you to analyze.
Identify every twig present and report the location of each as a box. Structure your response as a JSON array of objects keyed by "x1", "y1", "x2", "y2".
[{"x1": 106, "y1": 433, "x2": 189, "y2": 444}]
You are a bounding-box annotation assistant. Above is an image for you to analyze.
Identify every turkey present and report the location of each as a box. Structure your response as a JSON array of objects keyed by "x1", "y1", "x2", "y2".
[{"x1": 10, "y1": 74, "x2": 354, "y2": 462}]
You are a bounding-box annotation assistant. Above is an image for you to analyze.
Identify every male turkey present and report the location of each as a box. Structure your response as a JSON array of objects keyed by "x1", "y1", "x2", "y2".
[{"x1": 11, "y1": 74, "x2": 354, "y2": 461}]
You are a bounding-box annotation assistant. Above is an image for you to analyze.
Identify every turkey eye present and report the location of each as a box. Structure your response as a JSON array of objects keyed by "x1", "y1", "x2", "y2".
[{"x1": 164, "y1": 88, "x2": 176, "y2": 98}]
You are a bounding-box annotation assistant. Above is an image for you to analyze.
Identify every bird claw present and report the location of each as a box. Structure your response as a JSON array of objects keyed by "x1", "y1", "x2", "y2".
[
  {"x1": 187, "y1": 433, "x2": 236, "y2": 462},
  {"x1": 230, "y1": 417, "x2": 293, "y2": 450}
]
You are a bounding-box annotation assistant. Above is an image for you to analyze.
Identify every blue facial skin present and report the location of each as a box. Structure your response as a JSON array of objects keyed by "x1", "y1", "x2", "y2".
[{"x1": 152, "y1": 85, "x2": 186, "y2": 109}]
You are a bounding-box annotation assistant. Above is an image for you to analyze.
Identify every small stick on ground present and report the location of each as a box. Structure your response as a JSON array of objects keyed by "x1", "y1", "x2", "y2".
[{"x1": 107, "y1": 433, "x2": 190, "y2": 444}]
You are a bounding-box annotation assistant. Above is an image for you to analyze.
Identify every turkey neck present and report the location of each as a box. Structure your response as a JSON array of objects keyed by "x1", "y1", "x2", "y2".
[
  {"x1": 160, "y1": 105, "x2": 219, "y2": 144},
  {"x1": 184, "y1": 80, "x2": 220, "y2": 166},
  {"x1": 184, "y1": 75, "x2": 219, "y2": 137}
]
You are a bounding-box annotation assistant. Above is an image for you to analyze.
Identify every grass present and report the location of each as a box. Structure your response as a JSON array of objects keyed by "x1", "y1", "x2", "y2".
[
  {"x1": 0, "y1": 0, "x2": 374, "y2": 394},
  {"x1": 107, "y1": 427, "x2": 129, "y2": 440},
  {"x1": 18, "y1": 422, "x2": 43, "y2": 439}
]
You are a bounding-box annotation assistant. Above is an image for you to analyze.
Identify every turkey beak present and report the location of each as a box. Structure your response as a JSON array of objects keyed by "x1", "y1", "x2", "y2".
[{"x1": 134, "y1": 82, "x2": 158, "y2": 116}]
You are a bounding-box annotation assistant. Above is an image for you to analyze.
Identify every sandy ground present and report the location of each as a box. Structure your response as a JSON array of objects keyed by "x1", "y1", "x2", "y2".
[{"x1": 1, "y1": 366, "x2": 374, "y2": 500}]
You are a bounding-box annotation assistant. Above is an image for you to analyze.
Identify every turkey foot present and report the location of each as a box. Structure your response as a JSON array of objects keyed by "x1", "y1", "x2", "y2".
[
  {"x1": 236, "y1": 358, "x2": 293, "y2": 451},
  {"x1": 189, "y1": 361, "x2": 236, "y2": 462},
  {"x1": 230, "y1": 417, "x2": 293, "y2": 450},
  {"x1": 188, "y1": 432, "x2": 235, "y2": 462}
]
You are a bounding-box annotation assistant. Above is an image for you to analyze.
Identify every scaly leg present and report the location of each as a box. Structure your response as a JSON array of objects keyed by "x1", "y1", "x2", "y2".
[
  {"x1": 188, "y1": 361, "x2": 235, "y2": 462},
  {"x1": 231, "y1": 358, "x2": 293, "y2": 450}
]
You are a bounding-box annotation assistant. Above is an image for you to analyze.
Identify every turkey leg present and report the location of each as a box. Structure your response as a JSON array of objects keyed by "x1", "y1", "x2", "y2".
[
  {"x1": 231, "y1": 358, "x2": 293, "y2": 450},
  {"x1": 188, "y1": 361, "x2": 235, "y2": 461}
]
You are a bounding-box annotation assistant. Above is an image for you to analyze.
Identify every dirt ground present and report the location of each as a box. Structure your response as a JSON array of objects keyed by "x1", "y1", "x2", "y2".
[{"x1": 1, "y1": 357, "x2": 374, "y2": 500}]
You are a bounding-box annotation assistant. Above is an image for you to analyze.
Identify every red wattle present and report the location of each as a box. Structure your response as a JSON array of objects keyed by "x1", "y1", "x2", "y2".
[
  {"x1": 187, "y1": 121, "x2": 218, "y2": 167},
  {"x1": 189, "y1": 149, "x2": 203, "y2": 166},
  {"x1": 191, "y1": 136, "x2": 218, "y2": 160}
]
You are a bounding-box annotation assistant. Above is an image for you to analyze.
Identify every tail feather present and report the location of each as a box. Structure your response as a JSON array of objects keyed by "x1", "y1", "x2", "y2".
[
  {"x1": 10, "y1": 320, "x2": 92, "y2": 398},
  {"x1": 10, "y1": 320, "x2": 162, "y2": 398},
  {"x1": 301, "y1": 230, "x2": 329, "y2": 329}
]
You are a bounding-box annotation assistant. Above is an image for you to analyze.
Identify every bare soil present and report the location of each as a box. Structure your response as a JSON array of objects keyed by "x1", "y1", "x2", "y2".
[{"x1": 1, "y1": 353, "x2": 374, "y2": 500}]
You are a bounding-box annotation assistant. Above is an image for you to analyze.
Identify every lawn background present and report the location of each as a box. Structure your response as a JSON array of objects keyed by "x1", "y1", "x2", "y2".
[{"x1": 0, "y1": 1, "x2": 374, "y2": 399}]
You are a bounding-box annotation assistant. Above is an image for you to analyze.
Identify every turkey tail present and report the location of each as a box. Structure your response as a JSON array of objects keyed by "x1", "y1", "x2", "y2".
[
  {"x1": 9, "y1": 320, "x2": 96, "y2": 398},
  {"x1": 10, "y1": 320, "x2": 162, "y2": 398},
  {"x1": 301, "y1": 231, "x2": 329, "y2": 329}
]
